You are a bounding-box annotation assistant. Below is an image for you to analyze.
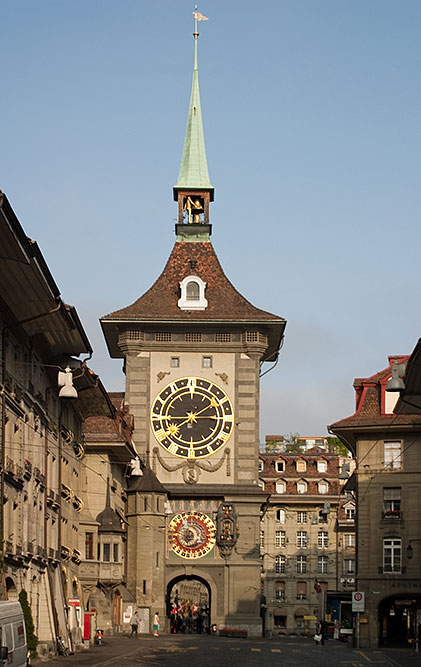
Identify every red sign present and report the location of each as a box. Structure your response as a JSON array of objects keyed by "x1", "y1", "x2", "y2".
[{"x1": 68, "y1": 598, "x2": 80, "y2": 606}]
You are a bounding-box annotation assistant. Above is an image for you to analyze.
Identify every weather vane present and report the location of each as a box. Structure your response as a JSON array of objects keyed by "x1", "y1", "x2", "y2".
[{"x1": 192, "y1": 5, "x2": 208, "y2": 37}]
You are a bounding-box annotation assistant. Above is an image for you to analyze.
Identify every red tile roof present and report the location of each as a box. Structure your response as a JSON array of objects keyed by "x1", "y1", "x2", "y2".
[{"x1": 102, "y1": 241, "x2": 283, "y2": 322}]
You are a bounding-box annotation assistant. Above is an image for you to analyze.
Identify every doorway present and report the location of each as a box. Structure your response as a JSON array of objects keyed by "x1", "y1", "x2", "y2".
[
  {"x1": 379, "y1": 595, "x2": 421, "y2": 647},
  {"x1": 167, "y1": 575, "x2": 211, "y2": 634}
]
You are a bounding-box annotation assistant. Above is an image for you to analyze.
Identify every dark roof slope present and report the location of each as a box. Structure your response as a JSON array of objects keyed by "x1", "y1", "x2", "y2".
[{"x1": 102, "y1": 241, "x2": 282, "y2": 323}]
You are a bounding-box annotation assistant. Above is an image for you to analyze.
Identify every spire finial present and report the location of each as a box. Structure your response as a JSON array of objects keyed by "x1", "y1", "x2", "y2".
[{"x1": 174, "y1": 7, "x2": 213, "y2": 197}]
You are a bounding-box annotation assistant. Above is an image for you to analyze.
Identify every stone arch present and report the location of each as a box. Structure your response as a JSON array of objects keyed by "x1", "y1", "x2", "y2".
[
  {"x1": 166, "y1": 572, "x2": 215, "y2": 634},
  {"x1": 378, "y1": 593, "x2": 421, "y2": 647},
  {"x1": 5, "y1": 576, "x2": 18, "y2": 600}
]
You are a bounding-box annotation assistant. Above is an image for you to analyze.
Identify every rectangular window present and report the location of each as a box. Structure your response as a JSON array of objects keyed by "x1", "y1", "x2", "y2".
[
  {"x1": 275, "y1": 581, "x2": 286, "y2": 601},
  {"x1": 343, "y1": 534, "x2": 355, "y2": 548},
  {"x1": 318, "y1": 531, "x2": 329, "y2": 549},
  {"x1": 296, "y1": 459, "x2": 307, "y2": 473},
  {"x1": 85, "y1": 532, "x2": 94, "y2": 560},
  {"x1": 202, "y1": 356, "x2": 212, "y2": 368},
  {"x1": 297, "y1": 511, "x2": 307, "y2": 524},
  {"x1": 113, "y1": 543, "x2": 119, "y2": 562},
  {"x1": 384, "y1": 441, "x2": 402, "y2": 469},
  {"x1": 346, "y1": 507, "x2": 355, "y2": 521},
  {"x1": 343, "y1": 559, "x2": 355, "y2": 575},
  {"x1": 296, "y1": 581, "x2": 307, "y2": 600},
  {"x1": 296, "y1": 555, "x2": 307, "y2": 574},
  {"x1": 318, "y1": 555, "x2": 328, "y2": 574},
  {"x1": 296, "y1": 532, "x2": 308, "y2": 549},
  {"x1": 383, "y1": 538, "x2": 401, "y2": 573},
  {"x1": 317, "y1": 460, "x2": 327, "y2": 473},
  {"x1": 275, "y1": 530, "x2": 286, "y2": 548},
  {"x1": 275, "y1": 555, "x2": 286, "y2": 574},
  {"x1": 155, "y1": 332, "x2": 171, "y2": 342},
  {"x1": 103, "y1": 543, "x2": 111, "y2": 562},
  {"x1": 260, "y1": 530, "x2": 264, "y2": 548},
  {"x1": 276, "y1": 481, "x2": 286, "y2": 494},
  {"x1": 171, "y1": 357, "x2": 180, "y2": 368},
  {"x1": 383, "y1": 487, "x2": 401, "y2": 516},
  {"x1": 143, "y1": 580, "x2": 147, "y2": 594},
  {"x1": 258, "y1": 460, "x2": 263, "y2": 472},
  {"x1": 276, "y1": 460, "x2": 285, "y2": 472},
  {"x1": 215, "y1": 333, "x2": 231, "y2": 342},
  {"x1": 185, "y1": 332, "x2": 202, "y2": 342}
]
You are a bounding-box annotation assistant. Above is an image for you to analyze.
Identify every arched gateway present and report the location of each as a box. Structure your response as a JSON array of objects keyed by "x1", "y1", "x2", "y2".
[{"x1": 167, "y1": 575, "x2": 211, "y2": 634}]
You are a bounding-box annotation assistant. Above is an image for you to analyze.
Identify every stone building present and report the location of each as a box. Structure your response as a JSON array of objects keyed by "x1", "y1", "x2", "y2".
[
  {"x1": 259, "y1": 448, "x2": 355, "y2": 636},
  {"x1": 330, "y1": 354, "x2": 421, "y2": 648},
  {"x1": 100, "y1": 20, "x2": 286, "y2": 636},
  {"x1": 0, "y1": 191, "x2": 125, "y2": 652}
]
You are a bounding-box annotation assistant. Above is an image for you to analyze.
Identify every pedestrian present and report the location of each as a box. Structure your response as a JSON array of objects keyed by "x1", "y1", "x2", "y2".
[
  {"x1": 153, "y1": 611, "x2": 160, "y2": 637},
  {"x1": 130, "y1": 610, "x2": 139, "y2": 637},
  {"x1": 314, "y1": 620, "x2": 325, "y2": 646}
]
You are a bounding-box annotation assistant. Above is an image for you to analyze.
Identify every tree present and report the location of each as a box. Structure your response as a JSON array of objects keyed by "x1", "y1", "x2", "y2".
[
  {"x1": 283, "y1": 432, "x2": 303, "y2": 454},
  {"x1": 326, "y1": 436, "x2": 349, "y2": 457},
  {"x1": 18, "y1": 589, "x2": 38, "y2": 656}
]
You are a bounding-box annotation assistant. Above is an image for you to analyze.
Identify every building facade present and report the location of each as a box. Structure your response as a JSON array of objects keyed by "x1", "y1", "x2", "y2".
[
  {"x1": 330, "y1": 354, "x2": 421, "y2": 648},
  {"x1": 259, "y1": 448, "x2": 355, "y2": 636},
  {"x1": 100, "y1": 23, "x2": 286, "y2": 637},
  {"x1": 0, "y1": 191, "x2": 130, "y2": 653}
]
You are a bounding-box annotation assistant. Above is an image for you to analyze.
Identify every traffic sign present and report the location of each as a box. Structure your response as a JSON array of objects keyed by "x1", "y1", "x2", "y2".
[{"x1": 352, "y1": 591, "x2": 365, "y2": 612}]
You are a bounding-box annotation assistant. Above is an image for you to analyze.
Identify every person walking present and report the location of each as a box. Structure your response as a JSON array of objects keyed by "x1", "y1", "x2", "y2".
[
  {"x1": 153, "y1": 611, "x2": 160, "y2": 637},
  {"x1": 130, "y1": 611, "x2": 140, "y2": 637}
]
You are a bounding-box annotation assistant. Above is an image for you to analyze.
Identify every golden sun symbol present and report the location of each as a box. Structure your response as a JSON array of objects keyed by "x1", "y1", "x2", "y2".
[{"x1": 166, "y1": 423, "x2": 179, "y2": 437}]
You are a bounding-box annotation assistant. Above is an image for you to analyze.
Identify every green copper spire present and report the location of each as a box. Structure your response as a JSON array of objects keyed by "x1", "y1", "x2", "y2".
[{"x1": 174, "y1": 13, "x2": 213, "y2": 191}]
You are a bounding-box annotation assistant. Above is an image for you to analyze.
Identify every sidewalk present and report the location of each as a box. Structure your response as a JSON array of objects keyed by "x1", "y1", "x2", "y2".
[{"x1": 31, "y1": 633, "x2": 154, "y2": 667}]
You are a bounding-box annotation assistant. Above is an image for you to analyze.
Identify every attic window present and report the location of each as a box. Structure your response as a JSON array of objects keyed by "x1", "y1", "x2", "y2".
[{"x1": 178, "y1": 275, "x2": 208, "y2": 310}]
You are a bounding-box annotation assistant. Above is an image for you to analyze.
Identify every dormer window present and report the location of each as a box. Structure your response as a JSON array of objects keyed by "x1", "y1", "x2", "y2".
[
  {"x1": 178, "y1": 275, "x2": 208, "y2": 310},
  {"x1": 276, "y1": 480, "x2": 286, "y2": 494},
  {"x1": 296, "y1": 459, "x2": 307, "y2": 473},
  {"x1": 297, "y1": 479, "x2": 307, "y2": 494},
  {"x1": 275, "y1": 460, "x2": 285, "y2": 473},
  {"x1": 186, "y1": 281, "x2": 200, "y2": 300},
  {"x1": 317, "y1": 459, "x2": 327, "y2": 473},
  {"x1": 318, "y1": 480, "x2": 329, "y2": 495}
]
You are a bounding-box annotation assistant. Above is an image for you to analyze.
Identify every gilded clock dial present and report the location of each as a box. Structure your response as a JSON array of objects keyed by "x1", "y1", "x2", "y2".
[
  {"x1": 151, "y1": 377, "x2": 233, "y2": 459},
  {"x1": 168, "y1": 511, "x2": 216, "y2": 559}
]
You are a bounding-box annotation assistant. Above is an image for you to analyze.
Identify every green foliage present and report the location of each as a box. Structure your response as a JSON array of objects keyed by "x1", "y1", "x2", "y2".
[
  {"x1": 18, "y1": 589, "x2": 38, "y2": 654},
  {"x1": 283, "y1": 432, "x2": 303, "y2": 453},
  {"x1": 326, "y1": 436, "x2": 349, "y2": 457}
]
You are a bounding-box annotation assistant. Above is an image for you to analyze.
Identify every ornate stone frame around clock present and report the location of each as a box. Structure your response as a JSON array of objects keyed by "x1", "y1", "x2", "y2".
[{"x1": 152, "y1": 446, "x2": 231, "y2": 484}]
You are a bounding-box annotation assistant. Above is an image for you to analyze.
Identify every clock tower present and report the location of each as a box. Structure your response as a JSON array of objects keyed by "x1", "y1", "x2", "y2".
[{"x1": 101, "y1": 14, "x2": 286, "y2": 636}]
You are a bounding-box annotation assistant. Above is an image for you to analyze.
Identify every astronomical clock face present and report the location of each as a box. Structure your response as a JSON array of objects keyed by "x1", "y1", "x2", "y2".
[
  {"x1": 168, "y1": 511, "x2": 216, "y2": 559},
  {"x1": 151, "y1": 377, "x2": 233, "y2": 459}
]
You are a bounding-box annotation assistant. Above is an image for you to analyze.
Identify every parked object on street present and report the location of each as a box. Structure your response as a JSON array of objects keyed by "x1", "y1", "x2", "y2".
[
  {"x1": 94, "y1": 629, "x2": 103, "y2": 645},
  {"x1": 0, "y1": 600, "x2": 28, "y2": 667},
  {"x1": 56, "y1": 636, "x2": 68, "y2": 657}
]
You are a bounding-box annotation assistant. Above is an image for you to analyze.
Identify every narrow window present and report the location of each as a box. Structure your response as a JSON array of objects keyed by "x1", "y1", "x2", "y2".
[
  {"x1": 296, "y1": 581, "x2": 307, "y2": 600},
  {"x1": 276, "y1": 581, "x2": 285, "y2": 600},
  {"x1": 296, "y1": 532, "x2": 308, "y2": 549},
  {"x1": 276, "y1": 555, "x2": 286, "y2": 574},
  {"x1": 103, "y1": 543, "x2": 111, "y2": 562},
  {"x1": 275, "y1": 530, "x2": 286, "y2": 548},
  {"x1": 383, "y1": 538, "x2": 401, "y2": 572},
  {"x1": 383, "y1": 488, "x2": 401, "y2": 517},
  {"x1": 318, "y1": 531, "x2": 329, "y2": 549},
  {"x1": 202, "y1": 356, "x2": 212, "y2": 368},
  {"x1": 276, "y1": 509, "x2": 285, "y2": 524},
  {"x1": 85, "y1": 532, "x2": 94, "y2": 560},
  {"x1": 186, "y1": 281, "x2": 200, "y2": 301},
  {"x1": 296, "y1": 555, "x2": 307, "y2": 574},
  {"x1": 297, "y1": 511, "x2": 307, "y2": 524},
  {"x1": 113, "y1": 543, "x2": 119, "y2": 562},
  {"x1": 318, "y1": 555, "x2": 328, "y2": 574},
  {"x1": 171, "y1": 357, "x2": 180, "y2": 368}
]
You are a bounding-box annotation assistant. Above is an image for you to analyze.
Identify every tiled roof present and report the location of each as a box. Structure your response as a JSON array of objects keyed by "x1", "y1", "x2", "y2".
[
  {"x1": 83, "y1": 415, "x2": 125, "y2": 442},
  {"x1": 330, "y1": 355, "x2": 421, "y2": 430},
  {"x1": 102, "y1": 241, "x2": 282, "y2": 323}
]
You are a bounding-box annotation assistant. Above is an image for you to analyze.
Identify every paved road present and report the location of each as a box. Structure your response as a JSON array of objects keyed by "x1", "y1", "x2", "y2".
[{"x1": 32, "y1": 634, "x2": 421, "y2": 667}]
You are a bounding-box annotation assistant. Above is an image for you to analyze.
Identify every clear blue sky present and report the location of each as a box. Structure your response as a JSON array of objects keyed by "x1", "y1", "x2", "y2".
[{"x1": 2, "y1": 1, "x2": 421, "y2": 440}]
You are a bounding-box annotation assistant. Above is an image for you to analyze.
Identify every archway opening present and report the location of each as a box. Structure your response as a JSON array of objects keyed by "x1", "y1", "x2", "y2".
[
  {"x1": 378, "y1": 594, "x2": 421, "y2": 648},
  {"x1": 167, "y1": 575, "x2": 211, "y2": 635}
]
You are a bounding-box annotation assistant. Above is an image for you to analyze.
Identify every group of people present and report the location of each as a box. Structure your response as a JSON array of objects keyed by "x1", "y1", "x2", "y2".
[
  {"x1": 130, "y1": 611, "x2": 160, "y2": 638},
  {"x1": 169, "y1": 600, "x2": 209, "y2": 634}
]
